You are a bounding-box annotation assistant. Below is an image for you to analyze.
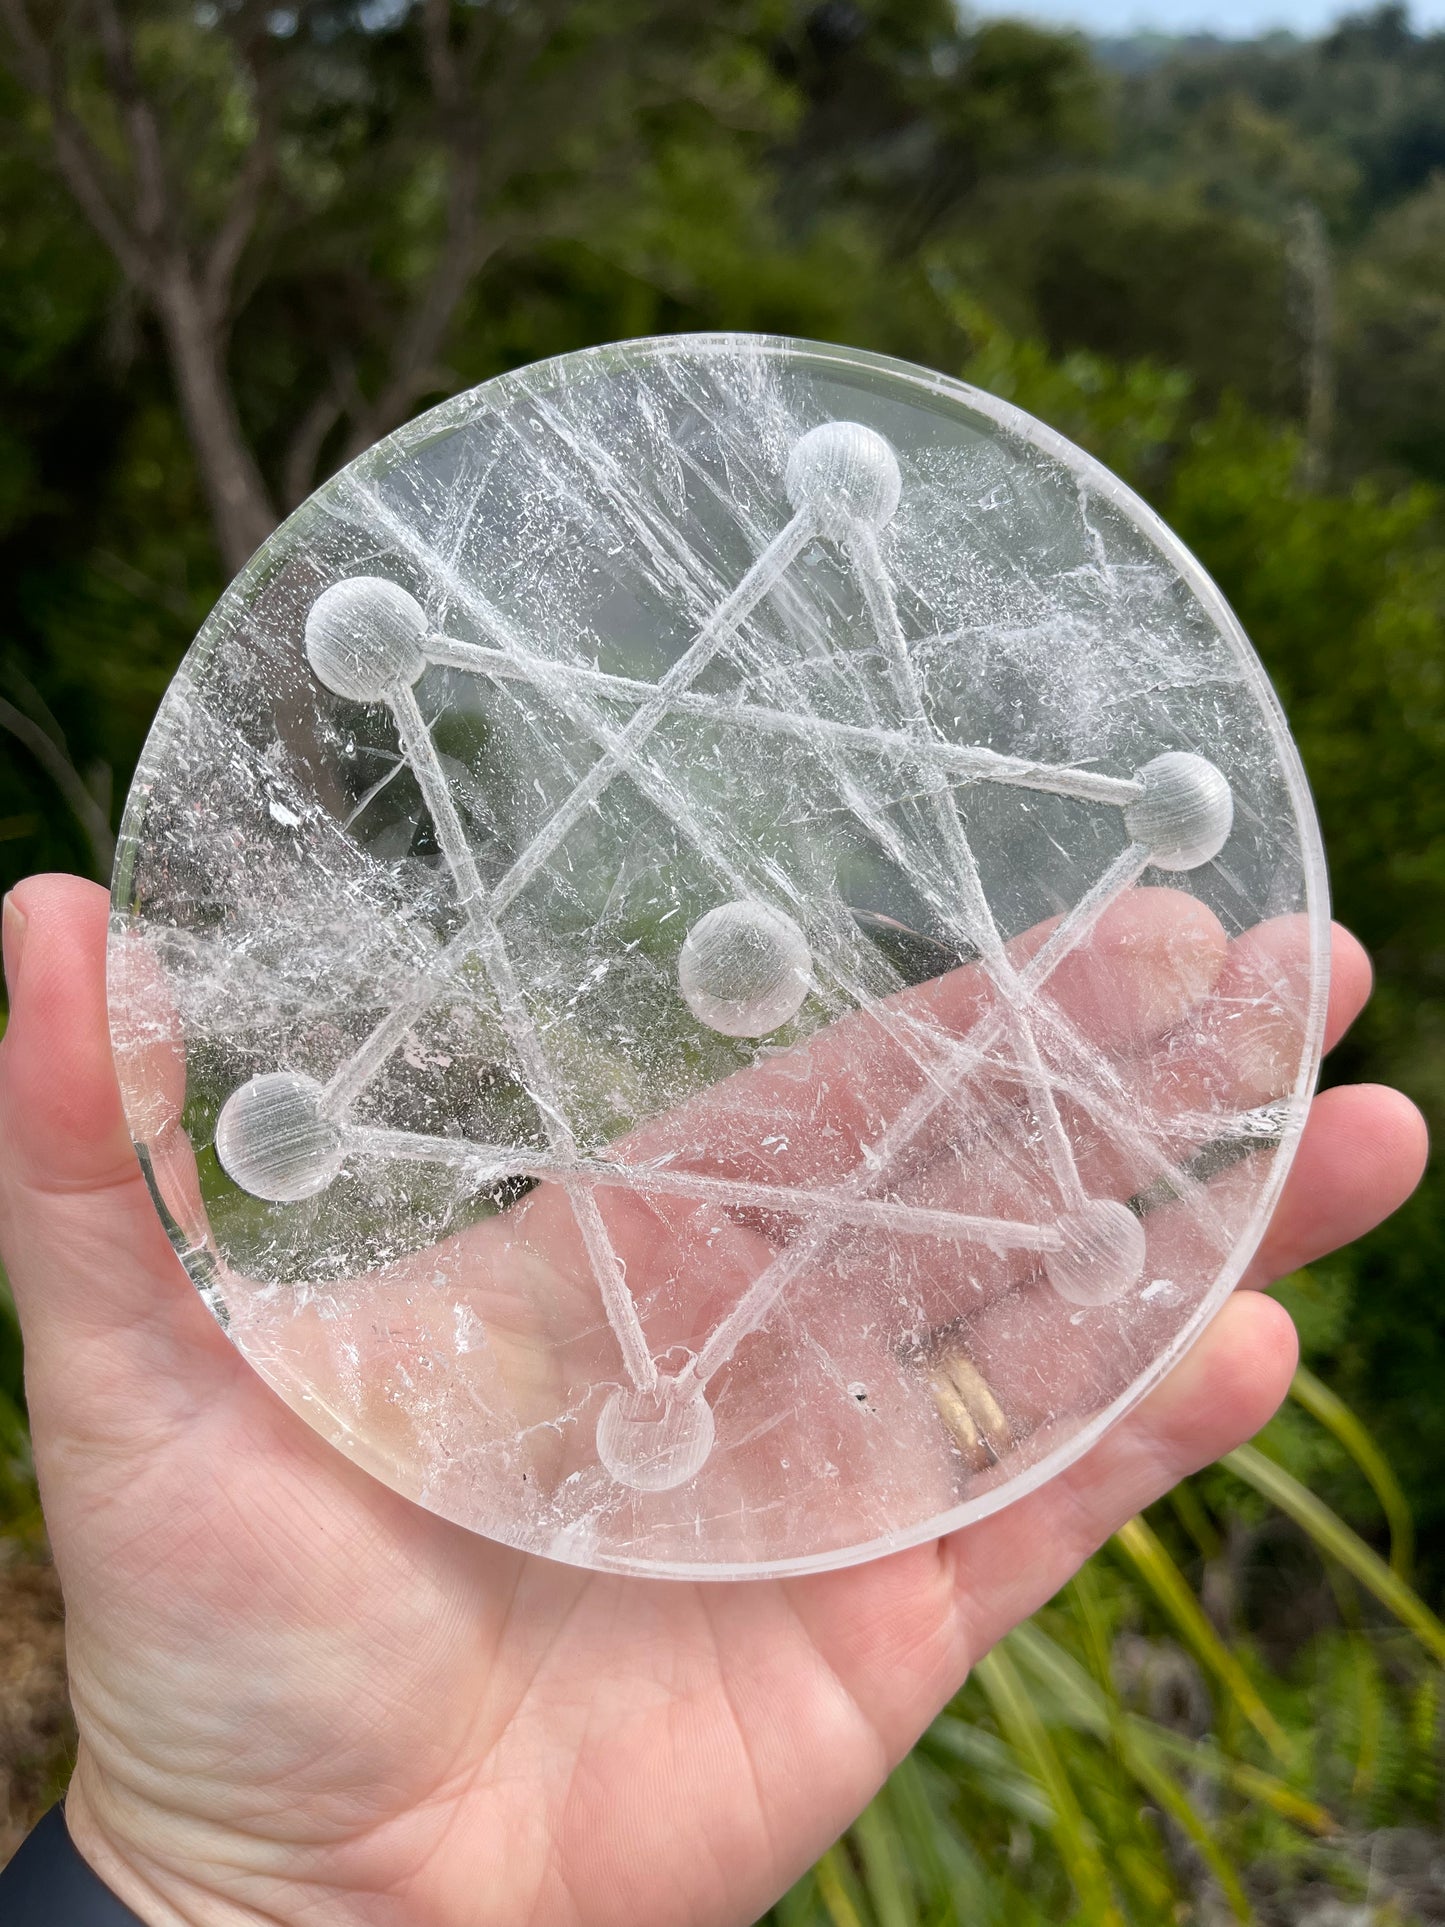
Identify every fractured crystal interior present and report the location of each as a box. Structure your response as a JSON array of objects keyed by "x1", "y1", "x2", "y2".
[{"x1": 107, "y1": 334, "x2": 1329, "y2": 1578}]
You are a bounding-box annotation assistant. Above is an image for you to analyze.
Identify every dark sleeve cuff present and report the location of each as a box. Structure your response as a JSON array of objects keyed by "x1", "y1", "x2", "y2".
[{"x1": 0, "y1": 1805, "x2": 147, "y2": 1923}]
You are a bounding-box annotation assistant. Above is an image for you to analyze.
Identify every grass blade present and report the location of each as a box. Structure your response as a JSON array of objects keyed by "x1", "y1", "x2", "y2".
[
  {"x1": 851, "y1": 1795, "x2": 914, "y2": 1927},
  {"x1": 1130, "y1": 1720, "x2": 1336, "y2": 1834},
  {"x1": 1006, "y1": 1620, "x2": 1252, "y2": 1918},
  {"x1": 1290, "y1": 1363, "x2": 1415, "y2": 1580},
  {"x1": 1224, "y1": 1759, "x2": 1337, "y2": 1835},
  {"x1": 925, "y1": 1716, "x2": 1054, "y2": 1825},
  {"x1": 879, "y1": 1754, "x2": 955, "y2": 1916},
  {"x1": 1224, "y1": 1443, "x2": 1445, "y2": 1664},
  {"x1": 1123, "y1": 1740, "x2": 1254, "y2": 1922},
  {"x1": 815, "y1": 1845, "x2": 870, "y2": 1927},
  {"x1": 975, "y1": 1642, "x2": 1126, "y2": 1925},
  {"x1": 1112, "y1": 1515, "x2": 1291, "y2": 1761}
]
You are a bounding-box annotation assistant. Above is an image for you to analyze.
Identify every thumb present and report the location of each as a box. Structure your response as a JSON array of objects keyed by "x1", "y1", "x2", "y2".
[{"x1": 0, "y1": 872, "x2": 233, "y2": 1437}]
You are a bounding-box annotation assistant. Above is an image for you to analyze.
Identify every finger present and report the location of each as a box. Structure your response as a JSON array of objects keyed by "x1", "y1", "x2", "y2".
[
  {"x1": 1241, "y1": 1082, "x2": 1428, "y2": 1286},
  {"x1": 1013, "y1": 883, "x2": 1227, "y2": 1056},
  {"x1": 475, "y1": 888, "x2": 1229, "y2": 1407},
  {"x1": 1323, "y1": 923, "x2": 1373, "y2": 1051},
  {"x1": 1017, "y1": 917, "x2": 1373, "y2": 1211},
  {"x1": 783, "y1": 1289, "x2": 1299, "y2": 1757},
  {"x1": 1, "y1": 876, "x2": 143, "y2": 1194},
  {"x1": 683, "y1": 912, "x2": 1375, "y2": 1491},
  {"x1": 1162, "y1": 914, "x2": 1369, "y2": 1063},
  {"x1": 1130, "y1": 917, "x2": 1365, "y2": 1143},
  {"x1": 747, "y1": 1074, "x2": 1415, "y2": 1551},
  {"x1": 946, "y1": 1288, "x2": 1298, "y2": 1658},
  {"x1": 939, "y1": 1074, "x2": 1425, "y2": 1446},
  {"x1": 879, "y1": 911, "x2": 1337, "y2": 1238},
  {"x1": 861, "y1": 916, "x2": 1363, "y2": 1327},
  {"x1": 1123, "y1": 1079, "x2": 1427, "y2": 1322},
  {"x1": 623, "y1": 886, "x2": 1228, "y2": 1192},
  {"x1": 0, "y1": 874, "x2": 234, "y2": 1417},
  {"x1": 551, "y1": 896, "x2": 1300, "y2": 1494}
]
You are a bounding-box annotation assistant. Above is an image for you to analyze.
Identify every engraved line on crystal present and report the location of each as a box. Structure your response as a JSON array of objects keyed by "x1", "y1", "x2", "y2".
[
  {"x1": 845, "y1": 522, "x2": 1089, "y2": 1213},
  {"x1": 313, "y1": 502, "x2": 968, "y2": 1399},
  {"x1": 308, "y1": 438, "x2": 1229, "y2": 1438},
  {"x1": 315, "y1": 520, "x2": 1156, "y2": 1287},
  {"x1": 341, "y1": 1126, "x2": 1064, "y2": 1250},
  {"x1": 390, "y1": 684, "x2": 491, "y2": 932},
  {"x1": 679, "y1": 836, "x2": 1154, "y2": 1390},
  {"x1": 388, "y1": 680, "x2": 656, "y2": 1394},
  {"x1": 315, "y1": 517, "x2": 814, "y2": 1113},
  {"x1": 199, "y1": 397, "x2": 1259, "y2": 1506},
  {"x1": 483, "y1": 510, "x2": 816, "y2": 921},
  {"x1": 331, "y1": 483, "x2": 970, "y2": 1108},
  {"x1": 330, "y1": 671, "x2": 1136, "y2": 1394},
  {"x1": 422, "y1": 635, "x2": 1144, "y2": 807}
]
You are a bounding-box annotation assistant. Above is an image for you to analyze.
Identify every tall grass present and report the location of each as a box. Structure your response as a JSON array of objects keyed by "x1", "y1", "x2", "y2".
[{"x1": 770, "y1": 1296, "x2": 1445, "y2": 1925}]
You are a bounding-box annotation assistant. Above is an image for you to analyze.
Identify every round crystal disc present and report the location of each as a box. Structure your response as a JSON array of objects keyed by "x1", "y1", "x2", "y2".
[{"x1": 108, "y1": 334, "x2": 1329, "y2": 1578}]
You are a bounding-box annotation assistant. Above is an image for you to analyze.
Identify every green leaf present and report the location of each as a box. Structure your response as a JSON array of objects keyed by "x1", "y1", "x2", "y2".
[
  {"x1": 1224, "y1": 1444, "x2": 1445, "y2": 1664},
  {"x1": 850, "y1": 1798, "x2": 914, "y2": 1927},
  {"x1": 975, "y1": 1643, "x2": 1126, "y2": 1926},
  {"x1": 1112, "y1": 1515, "x2": 1292, "y2": 1761},
  {"x1": 815, "y1": 1845, "x2": 870, "y2": 1927},
  {"x1": 1290, "y1": 1361, "x2": 1416, "y2": 1580}
]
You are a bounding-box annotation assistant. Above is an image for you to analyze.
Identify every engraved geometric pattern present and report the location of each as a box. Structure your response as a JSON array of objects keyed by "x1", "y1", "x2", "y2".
[{"x1": 110, "y1": 339, "x2": 1333, "y2": 1572}]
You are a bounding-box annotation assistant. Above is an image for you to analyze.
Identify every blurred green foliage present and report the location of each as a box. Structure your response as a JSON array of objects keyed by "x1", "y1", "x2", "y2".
[{"x1": 4, "y1": 0, "x2": 1445, "y2": 1915}]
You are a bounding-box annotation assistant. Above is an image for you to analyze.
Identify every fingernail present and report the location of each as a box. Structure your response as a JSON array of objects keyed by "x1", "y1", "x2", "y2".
[{"x1": 2, "y1": 892, "x2": 27, "y2": 997}]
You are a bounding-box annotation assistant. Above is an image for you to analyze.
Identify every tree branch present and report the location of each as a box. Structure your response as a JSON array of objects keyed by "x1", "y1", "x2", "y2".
[
  {"x1": 2, "y1": 0, "x2": 283, "y2": 568},
  {"x1": 202, "y1": 15, "x2": 278, "y2": 327},
  {"x1": 0, "y1": 0, "x2": 151, "y2": 283},
  {"x1": 0, "y1": 692, "x2": 115, "y2": 881},
  {"x1": 339, "y1": 0, "x2": 488, "y2": 455},
  {"x1": 203, "y1": 115, "x2": 274, "y2": 327},
  {"x1": 421, "y1": 0, "x2": 461, "y2": 110},
  {"x1": 340, "y1": 0, "x2": 584, "y2": 457},
  {"x1": 86, "y1": 0, "x2": 172, "y2": 244},
  {"x1": 152, "y1": 261, "x2": 277, "y2": 571},
  {"x1": 282, "y1": 356, "x2": 360, "y2": 507},
  {"x1": 341, "y1": 186, "x2": 489, "y2": 456}
]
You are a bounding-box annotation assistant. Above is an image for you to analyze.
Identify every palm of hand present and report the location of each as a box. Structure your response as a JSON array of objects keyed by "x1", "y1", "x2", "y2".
[{"x1": 0, "y1": 875, "x2": 1425, "y2": 1927}]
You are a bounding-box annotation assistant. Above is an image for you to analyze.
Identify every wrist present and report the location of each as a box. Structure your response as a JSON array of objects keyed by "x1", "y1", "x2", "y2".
[
  {"x1": 59, "y1": 1752, "x2": 461, "y2": 1927},
  {"x1": 60, "y1": 1759, "x2": 237, "y2": 1927},
  {"x1": 1, "y1": 1803, "x2": 146, "y2": 1925}
]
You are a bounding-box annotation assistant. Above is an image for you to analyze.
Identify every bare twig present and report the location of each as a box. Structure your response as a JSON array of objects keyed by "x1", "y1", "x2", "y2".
[
  {"x1": 89, "y1": 549, "x2": 196, "y2": 624},
  {"x1": 282, "y1": 356, "x2": 362, "y2": 507},
  {"x1": 1288, "y1": 201, "x2": 1334, "y2": 493},
  {"x1": 339, "y1": 0, "x2": 584, "y2": 458},
  {"x1": 152, "y1": 262, "x2": 277, "y2": 570},
  {"x1": 0, "y1": 0, "x2": 151, "y2": 281},
  {"x1": 340, "y1": 0, "x2": 487, "y2": 455},
  {"x1": 86, "y1": 0, "x2": 172, "y2": 245},
  {"x1": 0, "y1": 693, "x2": 116, "y2": 880},
  {"x1": 339, "y1": 205, "x2": 492, "y2": 457},
  {"x1": 203, "y1": 121, "x2": 274, "y2": 327},
  {"x1": 0, "y1": 0, "x2": 279, "y2": 566},
  {"x1": 202, "y1": 11, "x2": 277, "y2": 326}
]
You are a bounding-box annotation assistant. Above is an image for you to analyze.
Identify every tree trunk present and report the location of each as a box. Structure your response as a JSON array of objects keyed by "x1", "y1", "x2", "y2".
[{"x1": 154, "y1": 266, "x2": 278, "y2": 577}]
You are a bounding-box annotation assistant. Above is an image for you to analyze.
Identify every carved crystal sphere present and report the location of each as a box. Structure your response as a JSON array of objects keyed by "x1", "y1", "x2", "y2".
[
  {"x1": 677, "y1": 901, "x2": 813, "y2": 1037},
  {"x1": 1125, "y1": 752, "x2": 1235, "y2": 872},
  {"x1": 108, "y1": 334, "x2": 1329, "y2": 1579},
  {"x1": 215, "y1": 1071, "x2": 343, "y2": 1202},
  {"x1": 304, "y1": 577, "x2": 428, "y2": 703},
  {"x1": 786, "y1": 420, "x2": 902, "y2": 539}
]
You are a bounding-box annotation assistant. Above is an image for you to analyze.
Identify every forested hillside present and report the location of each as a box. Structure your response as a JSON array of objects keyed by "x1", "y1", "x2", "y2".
[{"x1": 3, "y1": 3, "x2": 1445, "y2": 1916}]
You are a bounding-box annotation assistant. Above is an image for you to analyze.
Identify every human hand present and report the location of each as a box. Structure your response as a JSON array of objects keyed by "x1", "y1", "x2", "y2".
[{"x1": 0, "y1": 872, "x2": 1425, "y2": 1927}]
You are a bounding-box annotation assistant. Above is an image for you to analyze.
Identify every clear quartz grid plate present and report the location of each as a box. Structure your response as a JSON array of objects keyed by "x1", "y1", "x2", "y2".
[{"x1": 107, "y1": 334, "x2": 1329, "y2": 1578}]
